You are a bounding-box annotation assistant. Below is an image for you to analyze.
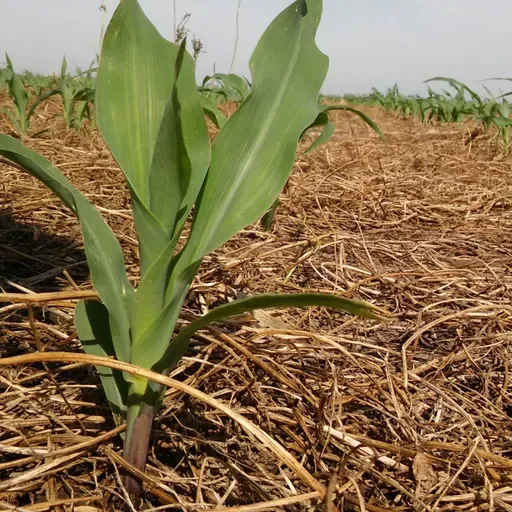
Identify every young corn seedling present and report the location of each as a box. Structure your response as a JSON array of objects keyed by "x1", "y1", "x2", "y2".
[
  {"x1": 494, "y1": 100, "x2": 512, "y2": 152},
  {"x1": 21, "y1": 70, "x2": 55, "y2": 97},
  {"x1": 199, "y1": 72, "x2": 251, "y2": 104},
  {"x1": 0, "y1": 0, "x2": 383, "y2": 502},
  {"x1": 0, "y1": 54, "x2": 51, "y2": 135},
  {"x1": 0, "y1": 66, "x2": 9, "y2": 89},
  {"x1": 37, "y1": 57, "x2": 96, "y2": 131}
]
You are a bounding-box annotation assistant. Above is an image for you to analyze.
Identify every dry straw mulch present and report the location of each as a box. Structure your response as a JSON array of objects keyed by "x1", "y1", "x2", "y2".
[{"x1": 1, "y1": 96, "x2": 512, "y2": 511}]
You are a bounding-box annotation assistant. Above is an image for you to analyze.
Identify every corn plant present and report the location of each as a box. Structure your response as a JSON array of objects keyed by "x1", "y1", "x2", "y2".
[
  {"x1": 347, "y1": 78, "x2": 512, "y2": 151},
  {"x1": 428, "y1": 77, "x2": 512, "y2": 150},
  {"x1": 199, "y1": 72, "x2": 251, "y2": 104},
  {"x1": 38, "y1": 57, "x2": 96, "y2": 131},
  {"x1": 0, "y1": 66, "x2": 9, "y2": 89},
  {"x1": 493, "y1": 100, "x2": 512, "y2": 152},
  {"x1": 20, "y1": 70, "x2": 56, "y2": 96},
  {"x1": 0, "y1": 0, "x2": 382, "y2": 502},
  {"x1": 0, "y1": 54, "x2": 52, "y2": 135}
]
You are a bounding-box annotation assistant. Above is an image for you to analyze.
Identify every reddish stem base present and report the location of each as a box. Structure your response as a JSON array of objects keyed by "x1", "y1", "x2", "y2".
[{"x1": 121, "y1": 404, "x2": 155, "y2": 507}]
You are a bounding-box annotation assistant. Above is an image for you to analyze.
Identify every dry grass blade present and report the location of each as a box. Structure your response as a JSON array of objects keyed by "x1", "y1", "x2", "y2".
[
  {"x1": 0, "y1": 452, "x2": 82, "y2": 492},
  {"x1": 0, "y1": 351, "x2": 328, "y2": 498},
  {"x1": 211, "y1": 491, "x2": 321, "y2": 511},
  {"x1": 0, "y1": 291, "x2": 98, "y2": 304}
]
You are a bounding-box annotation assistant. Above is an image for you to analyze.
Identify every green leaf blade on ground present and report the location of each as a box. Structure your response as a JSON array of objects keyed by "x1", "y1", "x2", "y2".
[{"x1": 163, "y1": 292, "x2": 386, "y2": 372}]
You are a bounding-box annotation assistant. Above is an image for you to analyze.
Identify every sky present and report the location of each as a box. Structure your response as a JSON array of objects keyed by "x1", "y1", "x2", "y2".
[{"x1": 2, "y1": 0, "x2": 512, "y2": 97}]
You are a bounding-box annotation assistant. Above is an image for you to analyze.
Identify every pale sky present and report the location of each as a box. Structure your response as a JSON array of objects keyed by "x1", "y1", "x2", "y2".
[{"x1": 2, "y1": 0, "x2": 512, "y2": 96}]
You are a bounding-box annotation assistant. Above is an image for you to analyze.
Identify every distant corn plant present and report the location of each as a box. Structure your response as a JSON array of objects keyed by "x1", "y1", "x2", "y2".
[
  {"x1": 427, "y1": 77, "x2": 512, "y2": 151},
  {"x1": 37, "y1": 57, "x2": 96, "y2": 131},
  {"x1": 0, "y1": 54, "x2": 54, "y2": 135},
  {"x1": 346, "y1": 78, "x2": 512, "y2": 152},
  {"x1": 0, "y1": 0, "x2": 383, "y2": 502},
  {"x1": 18, "y1": 70, "x2": 56, "y2": 96},
  {"x1": 0, "y1": 66, "x2": 9, "y2": 89},
  {"x1": 199, "y1": 72, "x2": 251, "y2": 104}
]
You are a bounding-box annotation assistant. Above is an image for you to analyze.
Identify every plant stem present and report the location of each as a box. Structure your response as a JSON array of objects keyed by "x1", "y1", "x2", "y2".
[
  {"x1": 121, "y1": 378, "x2": 160, "y2": 504},
  {"x1": 122, "y1": 400, "x2": 154, "y2": 504}
]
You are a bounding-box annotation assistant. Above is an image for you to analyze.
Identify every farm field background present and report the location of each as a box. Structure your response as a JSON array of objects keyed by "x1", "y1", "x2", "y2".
[{"x1": 1, "y1": 83, "x2": 511, "y2": 510}]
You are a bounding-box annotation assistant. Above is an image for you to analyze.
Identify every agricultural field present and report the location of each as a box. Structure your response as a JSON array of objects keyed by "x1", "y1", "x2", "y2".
[{"x1": 1, "y1": 2, "x2": 512, "y2": 512}]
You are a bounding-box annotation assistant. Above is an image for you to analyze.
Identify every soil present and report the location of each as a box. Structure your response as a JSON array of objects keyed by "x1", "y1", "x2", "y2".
[{"x1": 1, "y1": 94, "x2": 511, "y2": 511}]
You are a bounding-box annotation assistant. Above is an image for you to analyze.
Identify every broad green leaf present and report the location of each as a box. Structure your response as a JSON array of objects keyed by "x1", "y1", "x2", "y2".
[
  {"x1": 160, "y1": 292, "x2": 384, "y2": 372},
  {"x1": 211, "y1": 73, "x2": 251, "y2": 101},
  {"x1": 182, "y1": 0, "x2": 329, "y2": 264},
  {"x1": 0, "y1": 135, "x2": 133, "y2": 364},
  {"x1": 75, "y1": 300, "x2": 128, "y2": 425},
  {"x1": 199, "y1": 93, "x2": 227, "y2": 128},
  {"x1": 97, "y1": 0, "x2": 210, "y2": 275},
  {"x1": 97, "y1": 0, "x2": 185, "y2": 204},
  {"x1": 148, "y1": 41, "x2": 210, "y2": 239},
  {"x1": 302, "y1": 111, "x2": 335, "y2": 154}
]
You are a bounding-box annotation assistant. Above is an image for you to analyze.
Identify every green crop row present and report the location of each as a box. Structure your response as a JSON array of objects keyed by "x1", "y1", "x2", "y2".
[
  {"x1": 0, "y1": 55, "x2": 96, "y2": 134},
  {"x1": 345, "y1": 79, "x2": 512, "y2": 151}
]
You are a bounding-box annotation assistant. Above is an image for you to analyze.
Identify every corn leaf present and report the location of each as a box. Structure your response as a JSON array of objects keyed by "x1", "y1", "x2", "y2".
[
  {"x1": 211, "y1": 73, "x2": 251, "y2": 101},
  {"x1": 199, "y1": 94, "x2": 227, "y2": 128},
  {"x1": 130, "y1": 261, "x2": 199, "y2": 371},
  {"x1": 302, "y1": 111, "x2": 335, "y2": 154},
  {"x1": 148, "y1": 41, "x2": 210, "y2": 240},
  {"x1": 97, "y1": 0, "x2": 210, "y2": 273},
  {"x1": 75, "y1": 299, "x2": 128, "y2": 425},
  {"x1": 159, "y1": 292, "x2": 384, "y2": 372},
  {"x1": 5, "y1": 53, "x2": 29, "y2": 133},
  {"x1": 182, "y1": 0, "x2": 329, "y2": 264},
  {"x1": 425, "y1": 77, "x2": 482, "y2": 106},
  {"x1": 0, "y1": 135, "x2": 133, "y2": 364},
  {"x1": 303, "y1": 104, "x2": 384, "y2": 153}
]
